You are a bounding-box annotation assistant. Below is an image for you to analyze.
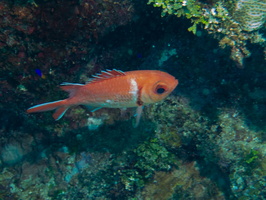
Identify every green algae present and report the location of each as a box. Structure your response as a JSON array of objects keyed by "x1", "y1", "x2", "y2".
[
  {"x1": 133, "y1": 138, "x2": 177, "y2": 178},
  {"x1": 147, "y1": 0, "x2": 266, "y2": 66},
  {"x1": 119, "y1": 169, "x2": 145, "y2": 191},
  {"x1": 148, "y1": 0, "x2": 209, "y2": 34},
  {"x1": 145, "y1": 95, "x2": 266, "y2": 199},
  {"x1": 244, "y1": 149, "x2": 259, "y2": 164},
  {"x1": 0, "y1": 0, "x2": 265, "y2": 199}
]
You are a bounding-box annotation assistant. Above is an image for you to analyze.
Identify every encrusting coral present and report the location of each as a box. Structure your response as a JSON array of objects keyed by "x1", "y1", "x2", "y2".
[
  {"x1": 145, "y1": 94, "x2": 265, "y2": 199},
  {"x1": 0, "y1": 0, "x2": 265, "y2": 199}
]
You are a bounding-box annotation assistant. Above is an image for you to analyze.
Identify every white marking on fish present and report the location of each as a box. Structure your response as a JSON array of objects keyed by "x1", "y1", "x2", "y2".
[
  {"x1": 106, "y1": 99, "x2": 113, "y2": 104},
  {"x1": 129, "y1": 78, "x2": 138, "y2": 102}
]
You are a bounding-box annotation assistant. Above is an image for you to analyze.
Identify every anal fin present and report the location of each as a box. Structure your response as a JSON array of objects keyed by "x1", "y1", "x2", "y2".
[
  {"x1": 86, "y1": 106, "x2": 102, "y2": 112},
  {"x1": 53, "y1": 107, "x2": 69, "y2": 120}
]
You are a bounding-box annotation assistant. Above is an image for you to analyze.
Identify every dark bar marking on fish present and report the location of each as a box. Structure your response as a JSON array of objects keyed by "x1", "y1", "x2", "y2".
[{"x1": 136, "y1": 87, "x2": 143, "y2": 106}]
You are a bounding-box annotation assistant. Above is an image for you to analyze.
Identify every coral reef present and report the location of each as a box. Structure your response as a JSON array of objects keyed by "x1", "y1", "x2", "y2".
[
  {"x1": 148, "y1": 0, "x2": 208, "y2": 34},
  {"x1": 147, "y1": 0, "x2": 266, "y2": 67},
  {"x1": 0, "y1": 0, "x2": 265, "y2": 199},
  {"x1": 1, "y1": 143, "x2": 25, "y2": 165},
  {"x1": 133, "y1": 138, "x2": 176, "y2": 178},
  {"x1": 139, "y1": 162, "x2": 224, "y2": 199},
  {"x1": 145, "y1": 93, "x2": 265, "y2": 199},
  {"x1": 233, "y1": 0, "x2": 266, "y2": 32},
  {"x1": 0, "y1": 0, "x2": 134, "y2": 108}
]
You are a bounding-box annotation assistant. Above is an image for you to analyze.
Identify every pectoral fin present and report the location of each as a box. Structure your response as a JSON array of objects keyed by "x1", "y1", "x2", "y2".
[{"x1": 134, "y1": 106, "x2": 143, "y2": 128}]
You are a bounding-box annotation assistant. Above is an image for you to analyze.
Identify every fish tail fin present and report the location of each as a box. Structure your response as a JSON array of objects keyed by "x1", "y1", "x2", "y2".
[{"x1": 27, "y1": 100, "x2": 69, "y2": 120}]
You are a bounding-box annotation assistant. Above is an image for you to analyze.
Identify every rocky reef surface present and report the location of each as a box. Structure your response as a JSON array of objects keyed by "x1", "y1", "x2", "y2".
[{"x1": 0, "y1": 0, "x2": 265, "y2": 199}]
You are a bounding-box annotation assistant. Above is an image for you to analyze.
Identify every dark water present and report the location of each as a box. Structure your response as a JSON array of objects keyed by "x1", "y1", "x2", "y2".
[{"x1": 0, "y1": 0, "x2": 265, "y2": 199}]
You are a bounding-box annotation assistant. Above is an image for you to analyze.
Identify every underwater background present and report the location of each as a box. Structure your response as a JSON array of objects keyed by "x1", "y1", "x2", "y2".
[{"x1": 0, "y1": 0, "x2": 265, "y2": 199}]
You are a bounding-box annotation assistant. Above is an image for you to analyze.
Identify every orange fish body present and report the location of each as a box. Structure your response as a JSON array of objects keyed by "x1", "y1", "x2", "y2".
[{"x1": 27, "y1": 69, "x2": 178, "y2": 126}]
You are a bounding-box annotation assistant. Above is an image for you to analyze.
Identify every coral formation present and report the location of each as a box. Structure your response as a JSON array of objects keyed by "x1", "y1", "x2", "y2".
[
  {"x1": 146, "y1": 94, "x2": 265, "y2": 199},
  {"x1": 140, "y1": 162, "x2": 223, "y2": 199},
  {"x1": 147, "y1": 0, "x2": 266, "y2": 67},
  {"x1": 0, "y1": 0, "x2": 134, "y2": 108},
  {"x1": 148, "y1": 0, "x2": 208, "y2": 34},
  {"x1": 233, "y1": 0, "x2": 266, "y2": 32},
  {"x1": 0, "y1": 0, "x2": 265, "y2": 199},
  {"x1": 133, "y1": 138, "x2": 176, "y2": 178},
  {"x1": 1, "y1": 143, "x2": 25, "y2": 165}
]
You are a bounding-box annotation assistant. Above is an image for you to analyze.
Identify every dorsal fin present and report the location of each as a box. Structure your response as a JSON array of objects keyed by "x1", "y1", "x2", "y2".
[
  {"x1": 60, "y1": 83, "x2": 84, "y2": 98},
  {"x1": 87, "y1": 69, "x2": 125, "y2": 83}
]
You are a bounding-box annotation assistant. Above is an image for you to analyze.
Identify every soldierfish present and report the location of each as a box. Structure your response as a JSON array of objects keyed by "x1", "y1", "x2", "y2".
[{"x1": 27, "y1": 69, "x2": 178, "y2": 126}]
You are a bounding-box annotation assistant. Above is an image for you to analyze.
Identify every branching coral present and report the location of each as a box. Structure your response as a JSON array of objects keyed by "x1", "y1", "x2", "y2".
[
  {"x1": 148, "y1": 0, "x2": 208, "y2": 34},
  {"x1": 148, "y1": 0, "x2": 266, "y2": 67}
]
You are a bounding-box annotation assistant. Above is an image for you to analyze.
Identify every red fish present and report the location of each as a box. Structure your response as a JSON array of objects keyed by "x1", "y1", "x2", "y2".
[{"x1": 27, "y1": 69, "x2": 178, "y2": 126}]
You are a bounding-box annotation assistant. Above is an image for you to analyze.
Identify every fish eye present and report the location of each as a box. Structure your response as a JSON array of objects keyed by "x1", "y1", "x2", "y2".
[
  {"x1": 155, "y1": 85, "x2": 167, "y2": 94},
  {"x1": 156, "y1": 87, "x2": 165, "y2": 94}
]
